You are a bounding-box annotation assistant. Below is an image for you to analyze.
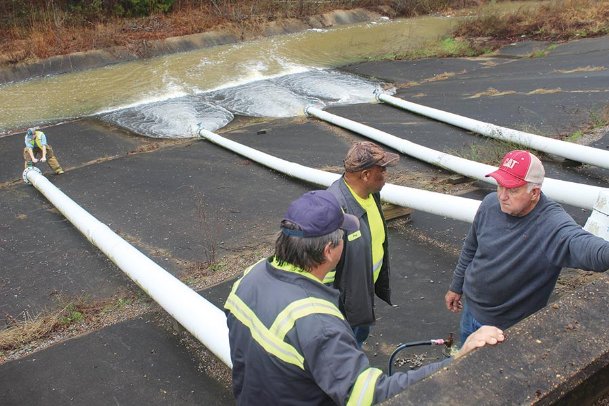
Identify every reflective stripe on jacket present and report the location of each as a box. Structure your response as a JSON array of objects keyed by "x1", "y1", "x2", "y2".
[{"x1": 224, "y1": 258, "x2": 443, "y2": 405}]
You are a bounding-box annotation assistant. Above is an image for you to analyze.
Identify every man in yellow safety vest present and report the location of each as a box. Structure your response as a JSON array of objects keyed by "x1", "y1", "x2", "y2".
[{"x1": 23, "y1": 127, "x2": 64, "y2": 175}]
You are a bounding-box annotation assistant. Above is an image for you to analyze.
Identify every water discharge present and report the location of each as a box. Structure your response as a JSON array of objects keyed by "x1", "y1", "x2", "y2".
[{"x1": 0, "y1": 2, "x2": 538, "y2": 137}]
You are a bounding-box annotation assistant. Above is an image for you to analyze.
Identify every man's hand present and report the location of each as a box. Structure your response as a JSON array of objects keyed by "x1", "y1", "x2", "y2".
[
  {"x1": 32, "y1": 158, "x2": 39, "y2": 163},
  {"x1": 445, "y1": 290, "x2": 463, "y2": 313},
  {"x1": 455, "y1": 326, "x2": 505, "y2": 359},
  {"x1": 40, "y1": 157, "x2": 46, "y2": 162}
]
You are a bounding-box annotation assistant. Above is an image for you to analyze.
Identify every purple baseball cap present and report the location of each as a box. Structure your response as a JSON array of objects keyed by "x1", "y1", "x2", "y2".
[{"x1": 282, "y1": 190, "x2": 359, "y2": 237}]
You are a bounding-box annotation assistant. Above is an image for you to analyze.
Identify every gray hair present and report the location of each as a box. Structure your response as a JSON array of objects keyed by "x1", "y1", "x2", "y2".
[
  {"x1": 526, "y1": 182, "x2": 542, "y2": 192},
  {"x1": 274, "y1": 220, "x2": 343, "y2": 271}
]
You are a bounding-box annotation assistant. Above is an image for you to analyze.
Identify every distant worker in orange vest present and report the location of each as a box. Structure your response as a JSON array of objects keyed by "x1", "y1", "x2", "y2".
[{"x1": 23, "y1": 128, "x2": 64, "y2": 175}]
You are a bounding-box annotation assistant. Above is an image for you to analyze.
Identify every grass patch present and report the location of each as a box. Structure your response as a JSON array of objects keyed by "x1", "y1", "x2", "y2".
[
  {"x1": 455, "y1": 0, "x2": 609, "y2": 43},
  {"x1": 530, "y1": 43, "x2": 558, "y2": 58},
  {"x1": 0, "y1": 294, "x2": 144, "y2": 354},
  {"x1": 589, "y1": 106, "x2": 609, "y2": 128},
  {"x1": 451, "y1": 139, "x2": 543, "y2": 166},
  {"x1": 565, "y1": 130, "x2": 584, "y2": 142},
  {"x1": 562, "y1": 105, "x2": 609, "y2": 143},
  {"x1": 386, "y1": 36, "x2": 493, "y2": 61}
]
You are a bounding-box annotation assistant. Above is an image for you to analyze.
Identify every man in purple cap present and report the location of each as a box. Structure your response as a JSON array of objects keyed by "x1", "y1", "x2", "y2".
[
  {"x1": 225, "y1": 190, "x2": 505, "y2": 405},
  {"x1": 445, "y1": 150, "x2": 609, "y2": 343},
  {"x1": 326, "y1": 141, "x2": 400, "y2": 348}
]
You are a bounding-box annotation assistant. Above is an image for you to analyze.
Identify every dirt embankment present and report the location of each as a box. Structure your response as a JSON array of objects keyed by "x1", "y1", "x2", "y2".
[{"x1": 0, "y1": 8, "x2": 382, "y2": 84}]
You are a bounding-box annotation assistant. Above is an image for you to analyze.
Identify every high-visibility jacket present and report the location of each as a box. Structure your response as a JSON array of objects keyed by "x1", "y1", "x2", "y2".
[
  {"x1": 25, "y1": 130, "x2": 47, "y2": 149},
  {"x1": 327, "y1": 177, "x2": 392, "y2": 327},
  {"x1": 224, "y1": 257, "x2": 450, "y2": 405}
]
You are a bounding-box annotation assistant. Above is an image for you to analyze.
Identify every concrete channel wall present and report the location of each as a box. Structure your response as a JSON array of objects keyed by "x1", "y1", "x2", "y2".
[
  {"x1": 383, "y1": 273, "x2": 609, "y2": 405},
  {"x1": 0, "y1": 8, "x2": 379, "y2": 84}
]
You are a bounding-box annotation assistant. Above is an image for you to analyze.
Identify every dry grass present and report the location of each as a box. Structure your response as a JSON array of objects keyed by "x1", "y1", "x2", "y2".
[
  {"x1": 467, "y1": 87, "x2": 517, "y2": 98},
  {"x1": 455, "y1": 0, "x2": 609, "y2": 42},
  {"x1": 528, "y1": 88, "x2": 562, "y2": 95},
  {"x1": 0, "y1": 294, "x2": 147, "y2": 356},
  {"x1": 555, "y1": 66, "x2": 607, "y2": 74}
]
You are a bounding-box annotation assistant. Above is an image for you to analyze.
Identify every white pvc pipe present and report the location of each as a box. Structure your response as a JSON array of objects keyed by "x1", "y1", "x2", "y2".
[
  {"x1": 198, "y1": 128, "x2": 480, "y2": 223},
  {"x1": 584, "y1": 190, "x2": 609, "y2": 241},
  {"x1": 305, "y1": 106, "x2": 606, "y2": 210},
  {"x1": 24, "y1": 168, "x2": 232, "y2": 368},
  {"x1": 378, "y1": 93, "x2": 609, "y2": 170}
]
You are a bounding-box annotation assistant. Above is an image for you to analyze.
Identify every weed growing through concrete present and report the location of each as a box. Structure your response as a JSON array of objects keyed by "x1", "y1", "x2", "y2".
[
  {"x1": 59, "y1": 303, "x2": 84, "y2": 325},
  {"x1": 589, "y1": 107, "x2": 609, "y2": 129},
  {"x1": 562, "y1": 106, "x2": 609, "y2": 144},
  {"x1": 530, "y1": 44, "x2": 558, "y2": 58},
  {"x1": 450, "y1": 139, "x2": 529, "y2": 165},
  {"x1": 194, "y1": 191, "x2": 219, "y2": 268},
  {"x1": 565, "y1": 130, "x2": 584, "y2": 143}
]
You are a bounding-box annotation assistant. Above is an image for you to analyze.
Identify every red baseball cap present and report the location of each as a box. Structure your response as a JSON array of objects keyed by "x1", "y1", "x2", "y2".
[{"x1": 486, "y1": 150, "x2": 545, "y2": 188}]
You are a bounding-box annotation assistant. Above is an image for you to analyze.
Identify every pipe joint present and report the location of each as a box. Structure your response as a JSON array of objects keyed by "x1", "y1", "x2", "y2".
[
  {"x1": 304, "y1": 105, "x2": 315, "y2": 117},
  {"x1": 373, "y1": 87, "x2": 383, "y2": 101},
  {"x1": 22, "y1": 166, "x2": 41, "y2": 185}
]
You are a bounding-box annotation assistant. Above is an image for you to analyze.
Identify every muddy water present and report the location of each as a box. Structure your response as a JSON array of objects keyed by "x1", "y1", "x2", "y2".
[{"x1": 0, "y1": 2, "x2": 539, "y2": 136}]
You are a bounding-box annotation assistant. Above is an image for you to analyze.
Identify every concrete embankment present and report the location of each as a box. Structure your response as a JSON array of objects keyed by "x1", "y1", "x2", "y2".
[{"x1": 0, "y1": 8, "x2": 380, "y2": 84}]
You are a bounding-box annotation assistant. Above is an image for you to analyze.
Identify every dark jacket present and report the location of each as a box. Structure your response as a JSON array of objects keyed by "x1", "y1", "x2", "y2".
[
  {"x1": 327, "y1": 177, "x2": 392, "y2": 327},
  {"x1": 225, "y1": 258, "x2": 448, "y2": 405}
]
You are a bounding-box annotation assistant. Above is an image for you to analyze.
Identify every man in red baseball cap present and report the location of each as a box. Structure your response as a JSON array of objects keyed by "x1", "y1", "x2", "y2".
[
  {"x1": 486, "y1": 149, "x2": 544, "y2": 217},
  {"x1": 445, "y1": 150, "x2": 609, "y2": 344}
]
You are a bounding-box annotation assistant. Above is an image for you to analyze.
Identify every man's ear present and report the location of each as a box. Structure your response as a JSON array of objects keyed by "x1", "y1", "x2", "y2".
[
  {"x1": 324, "y1": 241, "x2": 341, "y2": 263},
  {"x1": 532, "y1": 187, "x2": 541, "y2": 199}
]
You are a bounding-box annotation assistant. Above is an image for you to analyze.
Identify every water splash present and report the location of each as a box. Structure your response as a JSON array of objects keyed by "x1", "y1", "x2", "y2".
[
  {"x1": 101, "y1": 98, "x2": 233, "y2": 138},
  {"x1": 274, "y1": 70, "x2": 382, "y2": 105},
  {"x1": 102, "y1": 69, "x2": 384, "y2": 137}
]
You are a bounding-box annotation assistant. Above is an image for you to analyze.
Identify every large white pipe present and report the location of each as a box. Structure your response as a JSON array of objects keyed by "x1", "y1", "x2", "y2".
[
  {"x1": 198, "y1": 128, "x2": 480, "y2": 223},
  {"x1": 377, "y1": 93, "x2": 609, "y2": 170},
  {"x1": 23, "y1": 167, "x2": 232, "y2": 367},
  {"x1": 305, "y1": 106, "x2": 606, "y2": 210},
  {"x1": 584, "y1": 191, "x2": 609, "y2": 241}
]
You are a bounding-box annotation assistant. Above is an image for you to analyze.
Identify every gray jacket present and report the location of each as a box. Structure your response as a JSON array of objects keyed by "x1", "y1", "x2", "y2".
[{"x1": 327, "y1": 177, "x2": 392, "y2": 327}]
